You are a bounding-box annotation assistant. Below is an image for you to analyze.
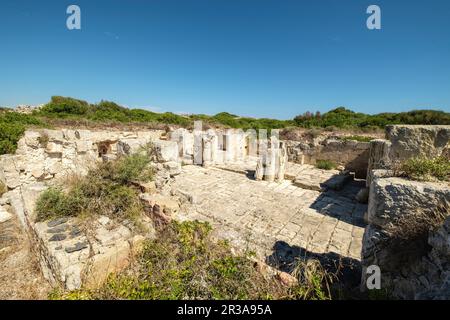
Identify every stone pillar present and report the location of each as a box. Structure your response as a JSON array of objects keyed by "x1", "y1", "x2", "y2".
[
  {"x1": 254, "y1": 139, "x2": 287, "y2": 182},
  {"x1": 276, "y1": 142, "x2": 287, "y2": 182},
  {"x1": 366, "y1": 139, "x2": 391, "y2": 187}
]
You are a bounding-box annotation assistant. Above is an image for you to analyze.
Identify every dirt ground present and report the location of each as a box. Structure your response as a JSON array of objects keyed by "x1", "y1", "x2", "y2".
[{"x1": 0, "y1": 216, "x2": 52, "y2": 300}]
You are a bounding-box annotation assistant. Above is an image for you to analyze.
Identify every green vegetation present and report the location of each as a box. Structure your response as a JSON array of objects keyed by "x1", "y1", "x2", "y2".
[
  {"x1": 294, "y1": 107, "x2": 449, "y2": 129},
  {"x1": 1, "y1": 96, "x2": 448, "y2": 156},
  {"x1": 400, "y1": 156, "x2": 450, "y2": 182},
  {"x1": 35, "y1": 151, "x2": 154, "y2": 222},
  {"x1": 0, "y1": 110, "x2": 46, "y2": 154},
  {"x1": 50, "y1": 220, "x2": 334, "y2": 300},
  {"x1": 340, "y1": 135, "x2": 374, "y2": 143},
  {"x1": 315, "y1": 159, "x2": 337, "y2": 170}
]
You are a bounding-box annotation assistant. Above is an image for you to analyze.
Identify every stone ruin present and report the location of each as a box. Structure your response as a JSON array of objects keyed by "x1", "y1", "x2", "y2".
[
  {"x1": 0, "y1": 124, "x2": 449, "y2": 298},
  {"x1": 362, "y1": 125, "x2": 450, "y2": 299}
]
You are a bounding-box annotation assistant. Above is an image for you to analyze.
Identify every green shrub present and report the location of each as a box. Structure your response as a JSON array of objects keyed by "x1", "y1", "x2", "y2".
[
  {"x1": 52, "y1": 220, "x2": 341, "y2": 300},
  {"x1": 316, "y1": 159, "x2": 337, "y2": 170},
  {"x1": 0, "y1": 111, "x2": 46, "y2": 155},
  {"x1": 35, "y1": 187, "x2": 78, "y2": 221},
  {"x1": 35, "y1": 152, "x2": 154, "y2": 222},
  {"x1": 294, "y1": 108, "x2": 450, "y2": 129},
  {"x1": 40, "y1": 96, "x2": 90, "y2": 115},
  {"x1": 401, "y1": 156, "x2": 450, "y2": 182},
  {"x1": 0, "y1": 181, "x2": 7, "y2": 196}
]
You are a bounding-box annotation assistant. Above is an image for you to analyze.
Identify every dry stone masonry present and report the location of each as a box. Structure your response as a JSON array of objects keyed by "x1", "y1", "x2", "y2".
[
  {"x1": 1, "y1": 124, "x2": 448, "y2": 297},
  {"x1": 362, "y1": 125, "x2": 450, "y2": 299}
]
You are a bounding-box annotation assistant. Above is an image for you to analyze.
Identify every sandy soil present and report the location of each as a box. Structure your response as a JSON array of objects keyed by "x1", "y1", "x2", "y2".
[{"x1": 0, "y1": 216, "x2": 52, "y2": 300}]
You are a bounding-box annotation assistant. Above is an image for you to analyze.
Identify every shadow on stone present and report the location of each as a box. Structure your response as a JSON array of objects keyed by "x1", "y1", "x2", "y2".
[
  {"x1": 265, "y1": 240, "x2": 362, "y2": 292},
  {"x1": 310, "y1": 180, "x2": 367, "y2": 228}
]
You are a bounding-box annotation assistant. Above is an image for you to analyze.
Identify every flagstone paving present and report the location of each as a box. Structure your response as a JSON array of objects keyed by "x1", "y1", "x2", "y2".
[{"x1": 172, "y1": 165, "x2": 366, "y2": 263}]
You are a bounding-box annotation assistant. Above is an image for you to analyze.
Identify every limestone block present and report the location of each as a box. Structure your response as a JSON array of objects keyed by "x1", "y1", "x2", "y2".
[
  {"x1": 366, "y1": 139, "x2": 391, "y2": 187},
  {"x1": 23, "y1": 131, "x2": 41, "y2": 148},
  {"x1": 85, "y1": 241, "x2": 131, "y2": 289},
  {"x1": 154, "y1": 140, "x2": 179, "y2": 162},
  {"x1": 117, "y1": 138, "x2": 148, "y2": 155},
  {"x1": 386, "y1": 125, "x2": 450, "y2": 161},
  {"x1": 94, "y1": 225, "x2": 132, "y2": 247},
  {"x1": 0, "y1": 155, "x2": 21, "y2": 189},
  {"x1": 45, "y1": 142, "x2": 63, "y2": 155},
  {"x1": 76, "y1": 140, "x2": 92, "y2": 153},
  {"x1": 0, "y1": 205, "x2": 12, "y2": 223},
  {"x1": 140, "y1": 193, "x2": 179, "y2": 223},
  {"x1": 44, "y1": 130, "x2": 65, "y2": 142},
  {"x1": 163, "y1": 161, "x2": 181, "y2": 177},
  {"x1": 21, "y1": 182, "x2": 48, "y2": 222},
  {"x1": 367, "y1": 176, "x2": 450, "y2": 228}
]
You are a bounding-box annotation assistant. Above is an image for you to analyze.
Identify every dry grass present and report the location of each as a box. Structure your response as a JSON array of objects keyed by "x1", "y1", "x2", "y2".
[
  {"x1": 0, "y1": 180, "x2": 6, "y2": 196},
  {"x1": 385, "y1": 202, "x2": 449, "y2": 242},
  {"x1": 0, "y1": 216, "x2": 52, "y2": 299}
]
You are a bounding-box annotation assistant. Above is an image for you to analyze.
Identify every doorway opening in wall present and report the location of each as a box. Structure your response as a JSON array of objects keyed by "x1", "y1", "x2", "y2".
[{"x1": 97, "y1": 141, "x2": 112, "y2": 158}]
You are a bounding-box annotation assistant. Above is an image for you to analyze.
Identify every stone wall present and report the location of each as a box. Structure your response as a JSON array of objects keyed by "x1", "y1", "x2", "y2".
[
  {"x1": 386, "y1": 125, "x2": 450, "y2": 162},
  {"x1": 0, "y1": 129, "x2": 165, "y2": 192},
  {"x1": 285, "y1": 138, "x2": 370, "y2": 178},
  {"x1": 0, "y1": 128, "x2": 171, "y2": 290},
  {"x1": 361, "y1": 125, "x2": 450, "y2": 299}
]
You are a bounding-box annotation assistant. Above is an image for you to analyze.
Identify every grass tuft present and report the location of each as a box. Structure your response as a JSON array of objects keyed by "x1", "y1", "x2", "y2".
[
  {"x1": 315, "y1": 159, "x2": 337, "y2": 170},
  {"x1": 400, "y1": 156, "x2": 450, "y2": 182}
]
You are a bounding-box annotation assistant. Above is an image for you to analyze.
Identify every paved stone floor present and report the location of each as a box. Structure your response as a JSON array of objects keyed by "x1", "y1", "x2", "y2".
[{"x1": 172, "y1": 165, "x2": 366, "y2": 266}]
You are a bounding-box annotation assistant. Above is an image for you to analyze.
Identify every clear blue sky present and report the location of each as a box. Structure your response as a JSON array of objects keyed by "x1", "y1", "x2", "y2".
[{"x1": 1, "y1": 0, "x2": 449, "y2": 119}]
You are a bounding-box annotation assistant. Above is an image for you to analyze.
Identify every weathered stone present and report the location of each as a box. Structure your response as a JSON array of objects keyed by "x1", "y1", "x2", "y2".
[
  {"x1": 386, "y1": 125, "x2": 450, "y2": 162},
  {"x1": 367, "y1": 176, "x2": 449, "y2": 228},
  {"x1": 70, "y1": 227, "x2": 82, "y2": 238},
  {"x1": 47, "y1": 217, "x2": 69, "y2": 228},
  {"x1": 153, "y1": 140, "x2": 179, "y2": 162},
  {"x1": 49, "y1": 234, "x2": 67, "y2": 242},
  {"x1": 366, "y1": 139, "x2": 391, "y2": 187},
  {"x1": 0, "y1": 206, "x2": 12, "y2": 223},
  {"x1": 355, "y1": 187, "x2": 369, "y2": 204},
  {"x1": 163, "y1": 161, "x2": 182, "y2": 177},
  {"x1": 84, "y1": 241, "x2": 131, "y2": 288},
  {"x1": 65, "y1": 242, "x2": 88, "y2": 253},
  {"x1": 47, "y1": 225, "x2": 68, "y2": 234}
]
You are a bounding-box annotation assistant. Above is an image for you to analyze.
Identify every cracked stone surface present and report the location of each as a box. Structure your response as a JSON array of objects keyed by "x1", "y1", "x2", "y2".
[{"x1": 172, "y1": 165, "x2": 366, "y2": 261}]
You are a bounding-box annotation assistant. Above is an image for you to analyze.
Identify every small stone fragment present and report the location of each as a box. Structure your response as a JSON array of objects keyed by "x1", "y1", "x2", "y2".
[
  {"x1": 49, "y1": 234, "x2": 67, "y2": 242},
  {"x1": 70, "y1": 227, "x2": 82, "y2": 238},
  {"x1": 47, "y1": 224, "x2": 68, "y2": 233},
  {"x1": 65, "y1": 242, "x2": 88, "y2": 253}
]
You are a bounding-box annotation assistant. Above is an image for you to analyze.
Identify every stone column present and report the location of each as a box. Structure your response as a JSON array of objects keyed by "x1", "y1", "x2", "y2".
[{"x1": 254, "y1": 139, "x2": 287, "y2": 182}]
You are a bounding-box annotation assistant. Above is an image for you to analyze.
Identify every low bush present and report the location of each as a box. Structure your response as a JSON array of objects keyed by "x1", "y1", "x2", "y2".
[
  {"x1": 401, "y1": 156, "x2": 450, "y2": 182},
  {"x1": 315, "y1": 159, "x2": 337, "y2": 170},
  {"x1": 35, "y1": 153, "x2": 153, "y2": 222},
  {"x1": 0, "y1": 111, "x2": 46, "y2": 155}
]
